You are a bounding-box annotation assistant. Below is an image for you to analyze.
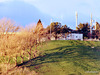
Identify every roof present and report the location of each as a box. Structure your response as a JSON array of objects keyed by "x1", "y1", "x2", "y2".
[{"x1": 71, "y1": 30, "x2": 81, "y2": 33}]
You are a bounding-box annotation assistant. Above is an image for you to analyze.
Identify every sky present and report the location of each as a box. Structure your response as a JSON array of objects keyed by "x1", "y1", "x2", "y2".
[{"x1": 0, "y1": 0, "x2": 100, "y2": 29}]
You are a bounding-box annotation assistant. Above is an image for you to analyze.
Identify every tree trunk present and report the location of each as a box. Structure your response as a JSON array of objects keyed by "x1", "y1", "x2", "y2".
[
  {"x1": 15, "y1": 55, "x2": 17, "y2": 66},
  {"x1": 55, "y1": 35, "x2": 57, "y2": 40},
  {"x1": 7, "y1": 58, "x2": 11, "y2": 64},
  {"x1": 33, "y1": 52, "x2": 36, "y2": 58},
  {"x1": 29, "y1": 48, "x2": 32, "y2": 60},
  {"x1": 21, "y1": 56, "x2": 23, "y2": 63},
  {"x1": 27, "y1": 51, "x2": 31, "y2": 60}
]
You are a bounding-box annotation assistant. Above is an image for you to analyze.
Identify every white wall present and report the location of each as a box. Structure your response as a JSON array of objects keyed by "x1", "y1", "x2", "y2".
[
  {"x1": 50, "y1": 33, "x2": 83, "y2": 41},
  {"x1": 66, "y1": 33, "x2": 83, "y2": 41}
]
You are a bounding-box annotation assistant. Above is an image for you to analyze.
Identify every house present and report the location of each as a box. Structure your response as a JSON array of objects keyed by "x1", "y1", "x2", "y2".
[
  {"x1": 50, "y1": 32, "x2": 83, "y2": 41},
  {"x1": 66, "y1": 33, "x2": 83, "y2": 41}
]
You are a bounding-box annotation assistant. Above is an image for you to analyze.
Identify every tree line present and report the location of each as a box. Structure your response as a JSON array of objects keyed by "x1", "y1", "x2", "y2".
[{"x1": 46, "y1": 21, "x2": 100, "y2": 40}]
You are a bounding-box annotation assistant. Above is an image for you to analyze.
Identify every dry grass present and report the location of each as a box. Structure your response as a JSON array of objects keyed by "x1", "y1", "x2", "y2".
[
  {"x1": 0, "y1": 18, "x2": 49, "y2": 75},
  {"x1": 0, "y1": 63, "x2": 37, "y2": 75}
]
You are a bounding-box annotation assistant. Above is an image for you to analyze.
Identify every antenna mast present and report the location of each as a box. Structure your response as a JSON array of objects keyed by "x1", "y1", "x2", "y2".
[
  {"x1": 75, "y1": 11, "x2": 78, "y2": 30},
  {"x1": 90, "y1": 13, "x2": 92, "y2": 39},
  {"x1": 50, "y1": 19, "x2": 52, "y2": 38},
  {"x1": 95, "y1": 20, "x2": 96, "y2": 30}
]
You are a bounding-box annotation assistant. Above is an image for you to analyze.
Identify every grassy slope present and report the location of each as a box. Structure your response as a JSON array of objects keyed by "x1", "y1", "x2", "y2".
[{"x1": 21, "y1": 40, "x2": 100, "y2": 75}]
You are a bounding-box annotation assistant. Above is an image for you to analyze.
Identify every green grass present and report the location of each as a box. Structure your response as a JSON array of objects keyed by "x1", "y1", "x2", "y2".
[
  {"x1": 20, "y1": 40, "x2": 100, "y2": 75},
  {"x1": 2, "y1": 40, "x2": 100, "y2": 75}
]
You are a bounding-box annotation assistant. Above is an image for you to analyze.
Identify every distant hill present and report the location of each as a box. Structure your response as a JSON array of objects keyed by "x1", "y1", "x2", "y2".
[{"x1": 0, "y1": 1, "x2": 52, "y2": 27}]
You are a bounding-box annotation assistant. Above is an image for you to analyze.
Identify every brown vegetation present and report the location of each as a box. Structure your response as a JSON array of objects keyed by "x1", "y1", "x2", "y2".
[{"x1": 0, "y1": 18, "x2": 47, "y2": 74}]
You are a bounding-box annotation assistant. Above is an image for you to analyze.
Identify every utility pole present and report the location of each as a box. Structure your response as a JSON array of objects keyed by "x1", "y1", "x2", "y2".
[
  {"x1": 75, "y1": 11, "x2": 78, "y2": 30},
  {"x1": 95, "y1": 20, "x2": 96, "y2": 30},
  {"x1": 50, "y1": 19, "x2": 52, "y2": 38},
  {"x1": 90, "y1": 13, "x2": 92, "y2": 39},
  {"x1": 95, "y1": 20, "x2": 97, "y2": 40}
]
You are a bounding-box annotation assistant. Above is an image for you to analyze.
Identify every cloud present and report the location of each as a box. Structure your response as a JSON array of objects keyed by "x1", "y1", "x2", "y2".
[
  {"x1": 22, "y1": 0, "x2": 39, "y2": 4},
  {"x1": 22, "y1": 0, "x2": 37, "y2": 2},
  {"x1": 0, "y1": 0, "x2": 100, "y2": 29},
  {"x1": 21, "y1": 0, "x2": 93, "y2": 17},
  {"x1": 20, "y1": 0, "x2": 100, "y2": 28},
  {"x1": 0, "y1": 0, "x2": 37, "y2": 3},
  {"x1": 0, "y1": 0, "x2": 13, "y2": 3}
]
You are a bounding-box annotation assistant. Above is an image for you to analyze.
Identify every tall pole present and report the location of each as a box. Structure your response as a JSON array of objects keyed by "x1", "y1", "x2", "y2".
[
  {"x1": 90, "y1": 13, "x2": 92, "y2": 39},
  {"x1": 75, "y1": 11, "x2": 78, "y2": 30},
  {"x1": 95, "y1": 20, "x2": 96, "y2": 30},
  {"x1": 50, "y1": 19, "x2": 52, "y2": 38}
]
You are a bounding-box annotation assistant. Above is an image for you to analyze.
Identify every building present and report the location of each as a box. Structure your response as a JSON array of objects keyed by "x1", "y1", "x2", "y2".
[
  {"x1": 66, "y1": 33, "x2": 83, "y2": 41},
  {"x1": 50, "y1": 32, "x2": 83, "y2": 41}
]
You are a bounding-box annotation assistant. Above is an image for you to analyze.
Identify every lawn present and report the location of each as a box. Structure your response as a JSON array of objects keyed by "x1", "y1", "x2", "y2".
[{"x1": 7, "y1": 40, "x2": 100, "y2": 75}]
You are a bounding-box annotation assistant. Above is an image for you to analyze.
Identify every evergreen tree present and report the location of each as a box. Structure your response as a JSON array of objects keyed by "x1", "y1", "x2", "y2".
[{"x1": 35, "y1": 19, "x2": 43, "y2": 33}]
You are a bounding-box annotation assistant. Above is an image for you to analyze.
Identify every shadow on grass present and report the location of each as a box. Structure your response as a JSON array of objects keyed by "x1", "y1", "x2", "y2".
[{"x1": 17, "y1": 45, "x2": 100, "y2": 72}]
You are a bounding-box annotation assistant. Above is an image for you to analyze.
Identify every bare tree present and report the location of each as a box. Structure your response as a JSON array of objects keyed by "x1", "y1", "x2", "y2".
[
  {"x1": 0, "y1": 18, "x2": 44, "y2": 74},
  {"x1": 0, "y1": 18, "x2": 19, "y2": 73}
]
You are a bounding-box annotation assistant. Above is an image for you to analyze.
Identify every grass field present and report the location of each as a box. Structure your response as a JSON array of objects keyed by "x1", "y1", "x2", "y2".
[{"x1": 18, "y1": 40, "x2": 100, "y2": 75}]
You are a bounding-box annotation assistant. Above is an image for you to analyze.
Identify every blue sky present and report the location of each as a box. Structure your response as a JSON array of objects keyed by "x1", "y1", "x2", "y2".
[{"x1": 0, "y1": 0, "x2": 100, "y2": 29}]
